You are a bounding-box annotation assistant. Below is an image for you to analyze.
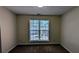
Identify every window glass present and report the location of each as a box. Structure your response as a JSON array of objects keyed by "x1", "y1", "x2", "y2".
[
  {"x1": 30, "y1": 20, "x2": 39, "y2": 30},
  {"x1": 40, "y1": 20, "x2": 49, "y2": 30},
  {"x1": 30, "y1": 20, "x2": 49, "y2": 41}
]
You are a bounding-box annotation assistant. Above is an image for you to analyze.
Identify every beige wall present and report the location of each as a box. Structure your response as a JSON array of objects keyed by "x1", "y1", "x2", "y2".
[
  {"x1": 0, "y1": 7, "x2": 17, "y2": 52},
  {"x1": 16, "y1": 15, "x2": 61, "y2": 44},
  {"x1": 61, "y1": 7, "x2": 79, "y2": 52}
]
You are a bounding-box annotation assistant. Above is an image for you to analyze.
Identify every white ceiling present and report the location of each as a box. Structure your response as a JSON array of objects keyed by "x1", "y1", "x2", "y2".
[{"x1": 5, "y1": 6, "x2": 74, "y2": 15}]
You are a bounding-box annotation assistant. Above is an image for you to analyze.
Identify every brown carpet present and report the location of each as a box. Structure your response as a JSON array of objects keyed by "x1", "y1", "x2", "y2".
[{"x1": 9, "y1": 44, "x2": 69, "y2": 53}]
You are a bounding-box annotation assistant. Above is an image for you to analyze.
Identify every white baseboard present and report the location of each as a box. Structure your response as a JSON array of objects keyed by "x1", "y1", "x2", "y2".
[
  {"x1": 18, "y1": 43, "x2": 60, "y2": 45},
  {"x1": 61, "y1": 44, "x2": 72, "y2": 53},
  {"x1": 7, "y1": 44, "x2": 17, "y2": 53}
]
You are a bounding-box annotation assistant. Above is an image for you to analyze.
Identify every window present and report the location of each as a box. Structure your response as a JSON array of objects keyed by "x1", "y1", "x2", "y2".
[{"x1": 30, "y1": 19, "x2": 49, "y2": 42}]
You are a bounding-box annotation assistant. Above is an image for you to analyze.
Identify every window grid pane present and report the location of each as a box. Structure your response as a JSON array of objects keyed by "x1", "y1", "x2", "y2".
[
  {"x1": 40, "y1": 20, "x2": 49, "y2": 30},
  {"x1": 30, "y1": 30, "x2": 39, "y2": 41},
  {"x1": 40, "y1": 30, "x2": 49, "y2": 41},
  {"x1": 30, "y1": 20, "x2": 39, "y2": 30}
]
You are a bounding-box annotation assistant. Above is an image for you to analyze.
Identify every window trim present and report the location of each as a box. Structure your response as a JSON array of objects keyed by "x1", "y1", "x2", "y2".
[{"x1": 29, "y1": 19, "x2": 49, "y2": 42}]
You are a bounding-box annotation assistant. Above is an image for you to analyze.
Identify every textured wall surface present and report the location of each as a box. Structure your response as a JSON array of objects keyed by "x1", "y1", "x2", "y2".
[
  {"x1": 0, "y1": 7, "x2": 17, "y2": 53},
  {"x1": 61, "y1": 7, "x2": 79, "y2": 52},
  {"x1": 16, "y1": 15, "x2": 61, "y2": 44}
]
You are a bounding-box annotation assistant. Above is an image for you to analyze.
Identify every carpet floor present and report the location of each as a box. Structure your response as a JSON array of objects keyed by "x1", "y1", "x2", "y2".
[{"x1": 9, "y1": 44, "x2": 69, "y2": 53}]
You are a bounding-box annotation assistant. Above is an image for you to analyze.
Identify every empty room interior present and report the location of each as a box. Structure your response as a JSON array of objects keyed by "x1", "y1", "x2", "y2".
[{"x1": 0, "y1": 6, "x2": 79, "y2": 53}]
